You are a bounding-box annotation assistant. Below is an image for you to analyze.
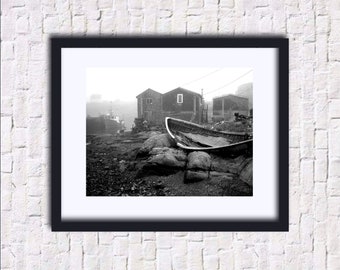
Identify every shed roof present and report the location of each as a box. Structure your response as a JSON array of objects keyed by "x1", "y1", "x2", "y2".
[
  {"x1": 164, "y1": 87, "x2": 202, "y2": 98},
  {"x1": 213, "y1": 94, "x2": 248, "y2": 101},
  {"x1": 136, "y1": 88, "x2": 162, "y2": 98}
]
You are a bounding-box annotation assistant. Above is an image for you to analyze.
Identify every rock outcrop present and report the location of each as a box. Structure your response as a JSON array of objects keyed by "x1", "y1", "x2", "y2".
[
  {"x1": 239, "y1": 158, "x2": 253, "y2": 186},
  {"x1": 185, "y1": 170, "x2": 209, "y2": 183},
  {"x1": 137, "y1": 133, "x2": 252, "y2": 193},
  {"x1": 148, "y1": 147, "x2": 187, "y2": 168},
  {"x1": 138, "y1": 134, "x2": 176, "y2": 155},
  {"x1": 210, "y1": 155, "x2": 248, "y2": 174},
  {"x1": 187, "y1": 151, "x2": 211, "y2": 171}
]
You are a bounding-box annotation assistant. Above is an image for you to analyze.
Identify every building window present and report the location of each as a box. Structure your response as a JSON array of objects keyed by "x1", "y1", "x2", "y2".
[
  {"x1": 146, "y1": 98, "x2": 152, "y2": 104},
  {"x1": 177, "y1": 94, "x2": 183, "y2": 103}
]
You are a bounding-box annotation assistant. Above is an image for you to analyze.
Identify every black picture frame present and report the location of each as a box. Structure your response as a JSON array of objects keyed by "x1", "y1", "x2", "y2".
[{"x1": 51, "y1": 37, "x2": 288, "y2": 231}]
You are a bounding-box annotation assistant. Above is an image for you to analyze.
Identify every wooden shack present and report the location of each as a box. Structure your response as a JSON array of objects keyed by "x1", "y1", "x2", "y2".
[
  {"x1": 162, "y1": 87, "x2": 203, "y2": 123},
  {"x1": 212, "y1": 94, "x2": 249, "y2": 121},
  {"x1": 136, "y1": 88, "x2": 163, "y2": 125}
]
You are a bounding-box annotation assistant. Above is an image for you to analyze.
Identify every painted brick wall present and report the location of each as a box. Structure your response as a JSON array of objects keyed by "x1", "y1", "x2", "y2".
[{"x1": 1, "y1": 0, "x2": 340, "y2": 269}]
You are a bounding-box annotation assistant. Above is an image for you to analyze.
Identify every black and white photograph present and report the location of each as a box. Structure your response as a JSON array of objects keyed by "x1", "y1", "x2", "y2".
[
  {"x1": 86, "y1": 68, "x2": 253, "y2": 196},
  {"x1": 52, "y1": 37, "x2": 288, "y2": 231}
]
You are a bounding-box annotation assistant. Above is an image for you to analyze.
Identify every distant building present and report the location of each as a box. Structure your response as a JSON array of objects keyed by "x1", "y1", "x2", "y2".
[
  {"x1": 90, "y1": 94, "x2": 102, "y2": 102},
  {"x1": 136, "y1": 88, "x2": 163, "y2": 125},
  {"x1": 162, "y1": 87, "x2": 203, "y2": 123},
  {"x1": 212, "y1": 94, "x2": 249, "y2": 121},
  {"x1": 236, "y1": 83, "x2": 253, "y2": 116},
  {"x1": 136, "y1": 87, "x2": 205, "y2": 125}
]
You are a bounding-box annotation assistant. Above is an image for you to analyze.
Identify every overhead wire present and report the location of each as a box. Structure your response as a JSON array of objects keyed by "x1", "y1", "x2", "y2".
[
  {"x1": 204, "y1": 70, "x2": 253, "y2": 96},
  {"x1": 180, "y1": 68, "x2": 224, "y2": 87}
]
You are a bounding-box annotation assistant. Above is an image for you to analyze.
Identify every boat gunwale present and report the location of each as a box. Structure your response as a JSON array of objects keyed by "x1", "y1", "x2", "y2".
[
  {"x1": 165, "y1": 117, "x2": 253, "y2": 151},
  {"x1": 176, "y1": 139, "x2": 253, "y2": 151},
  {"x1": 166, "y1": 117, "x2": 249, "y2": 137}
]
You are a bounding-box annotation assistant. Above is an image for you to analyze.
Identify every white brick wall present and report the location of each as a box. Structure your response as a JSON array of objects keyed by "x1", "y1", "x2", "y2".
[{"x1": 1, "y1": 0, "x2": 340, "y2": 269}]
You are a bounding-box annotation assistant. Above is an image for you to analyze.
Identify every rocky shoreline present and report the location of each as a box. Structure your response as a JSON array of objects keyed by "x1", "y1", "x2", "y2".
[{"x1": 86, "y1": 131, "x2": 252, "y2": 196}]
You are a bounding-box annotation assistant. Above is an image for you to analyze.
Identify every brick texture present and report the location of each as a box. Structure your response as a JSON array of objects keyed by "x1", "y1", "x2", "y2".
[{"x1": 1, "y1": 0, "x2": 340, "y2": 269}]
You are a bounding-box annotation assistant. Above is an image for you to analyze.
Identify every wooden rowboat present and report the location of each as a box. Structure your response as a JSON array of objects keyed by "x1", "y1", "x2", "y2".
[{"x1": 165, "y1": 117, "x2": 253, "y2": 153}]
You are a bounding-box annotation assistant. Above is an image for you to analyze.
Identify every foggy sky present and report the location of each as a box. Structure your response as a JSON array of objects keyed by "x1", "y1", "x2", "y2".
[{"x1": 87, "y1": 67, "x2": 253, "y2": 102}]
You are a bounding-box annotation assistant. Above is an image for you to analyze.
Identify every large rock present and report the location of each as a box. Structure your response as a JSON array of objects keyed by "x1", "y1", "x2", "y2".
[
  {"x1": 187, "y1": 151, "x2": 211, "y2": 171},
  {"x1": 149, "y1": 147, "x2": 187, "y2": 161},
  {"x1": 209, "y1": 171, "x2": 234, "y2": 187},
  {"x1": 210, "y1": 155, "x2": 247, "y2": 174},
  {"x1": 209, "y1": 171, "x2": 252, "y2": 195},
  {"x1": 147, "y1": 147, "x2": 187, "y2": 168},
  {"x1": 138, "y1": 134, "x2": 176, "y2": 155},
  {"x1": 239, "y1": 158, "x2": 253, "y2": 186},
  {"x1": 185, "y1": 170, "x2": 209, "y2": 183},
  {"x1": 208, "y1": 171, "x2": 234, "y2": 194},
  {"x1": 137, "y1": 147, "x2": 186, "y2": 177}
]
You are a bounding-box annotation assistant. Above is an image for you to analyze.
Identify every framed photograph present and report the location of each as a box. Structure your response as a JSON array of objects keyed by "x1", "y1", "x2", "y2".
[{"x1": 51, "y1": 37, "x2": 288, "y2": 231}]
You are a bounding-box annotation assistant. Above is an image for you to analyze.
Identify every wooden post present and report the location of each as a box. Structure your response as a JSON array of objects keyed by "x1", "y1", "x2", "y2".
[
  {"x1": 193, "y1": 96, "x2": 196, "y2": 112},
  {"x1": 193, "y1": 96, "x2": 197, "y2": 122},
  {"x1": 140, "y1": 98, "x2": 142, "y2": 118}
]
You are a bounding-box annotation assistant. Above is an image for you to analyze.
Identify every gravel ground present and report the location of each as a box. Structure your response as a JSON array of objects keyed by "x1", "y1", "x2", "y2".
[{"x1": 86, "y1": 131, "x2": 252, "y2": 196}]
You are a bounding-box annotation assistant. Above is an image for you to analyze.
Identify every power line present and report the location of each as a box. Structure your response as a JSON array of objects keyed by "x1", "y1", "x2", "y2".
[
  {"x1": 204, "y1": 70, "x2": 253, "y2": 96},
  {"x1": 180, "y1": 68, "x2": 224, "y2": 87}
]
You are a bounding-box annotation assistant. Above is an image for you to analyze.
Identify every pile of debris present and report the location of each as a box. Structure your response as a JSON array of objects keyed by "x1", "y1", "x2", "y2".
[
  {"x1": 208, "y1": 120, "x2": 252, "y2": 134},
  {"x1": 131, "y1": 118, "x2": 164, "y2": 134}
]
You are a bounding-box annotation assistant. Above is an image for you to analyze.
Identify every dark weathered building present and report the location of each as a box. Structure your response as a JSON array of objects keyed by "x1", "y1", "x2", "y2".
[
  {"x1": 136, "y1": 88, "x2": 163, "y2": 125},
  {"x1": 162, "y1": 87, "x2": 203, "y2": 123},
  {"x1": 212, "y1": 94, "x2": 249, "y2": 121},
  {"x1": 136, "y1": 87, "x2": 206, "y2": 125}
]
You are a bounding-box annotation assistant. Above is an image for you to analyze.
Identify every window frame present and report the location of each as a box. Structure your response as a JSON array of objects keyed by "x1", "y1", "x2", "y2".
[{"x1": 177, "y1": 94, "x2": 183, "y2": 104}]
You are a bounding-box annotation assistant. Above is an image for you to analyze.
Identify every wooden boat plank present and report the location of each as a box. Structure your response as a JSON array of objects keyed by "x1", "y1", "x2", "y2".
[
  {"x1": 165, "y1": 117, "x2": 252, "y2": 152},
  {"x1": 176, "y1": 131, "x2": 231, "y2": 147}
]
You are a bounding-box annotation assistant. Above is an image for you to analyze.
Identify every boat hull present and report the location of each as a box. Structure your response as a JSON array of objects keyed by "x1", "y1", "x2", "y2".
[{"x1": 165, "y1": 117, "x2": 253, "y2": 153}]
